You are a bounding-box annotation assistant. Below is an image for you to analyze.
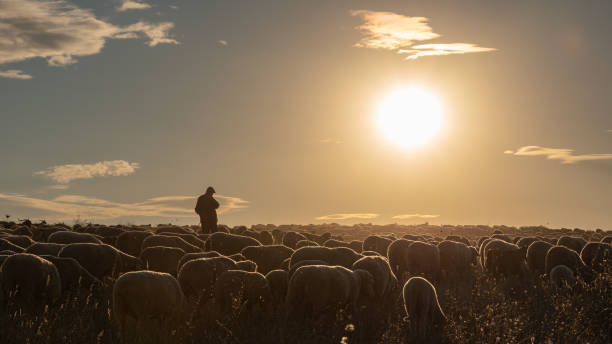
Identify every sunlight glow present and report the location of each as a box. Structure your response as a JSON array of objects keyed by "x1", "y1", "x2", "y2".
[{"x1": 377, "y1": 87, "x2": 443, "y2": 149}]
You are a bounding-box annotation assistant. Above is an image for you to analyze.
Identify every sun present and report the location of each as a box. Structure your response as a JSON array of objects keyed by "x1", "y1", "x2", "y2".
[{"x1": 377, "y1": 87, "x2": 443, "y2": 149}]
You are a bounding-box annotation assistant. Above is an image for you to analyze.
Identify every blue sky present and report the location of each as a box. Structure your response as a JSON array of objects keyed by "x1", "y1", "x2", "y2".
[{"x1": 0, "y1": 0, "x2": 610, "y2": 229}]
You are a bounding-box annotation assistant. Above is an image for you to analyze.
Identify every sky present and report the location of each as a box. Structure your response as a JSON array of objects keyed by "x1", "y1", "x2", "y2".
[{"x1": 0, "y1": 0, "x2": 610, "y2": 229}]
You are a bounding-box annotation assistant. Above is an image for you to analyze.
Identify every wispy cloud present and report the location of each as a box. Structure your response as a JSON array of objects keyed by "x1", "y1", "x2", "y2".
[
  {"x1": 319, "y1": 138, "x2": 343, "y2": 144},
  {"x1": 505, "y1": 146, "x2": 612, "y2": 164},
  {"x1": 0, "y1": 193, "x2": 248, "y2": 221},
  {"x1": 0, "y1": 69, "x2": 32, "y2": 79},
  {"x1": 315, "y1": 213, "x2": 379, "y2": 221},
  {"x1": 0, "y1": 0, "x2": 177, "y2": 77},
  {"x1": 392, "y1": 214, "x2": 440, "y2": 220},
  {"x1": 117, "y1": 0, "x2": 151, "y2": 12},
  {"x1": 218, "y1": 40, "x2": 228, "y2": 46},
  {"x1": 400, "y1": 43, "x2": 496, "y2": 60},
  {"x1": 351, "y1": 10, "x2": 495, "y2": 60},
  {"x1": 34, "y1": 160, "x2": 140, "y2": 184}
]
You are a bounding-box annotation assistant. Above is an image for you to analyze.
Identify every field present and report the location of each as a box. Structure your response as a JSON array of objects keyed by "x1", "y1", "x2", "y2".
[{"x1": 1, "y1": 221, "x2": 610, "y2": 344}]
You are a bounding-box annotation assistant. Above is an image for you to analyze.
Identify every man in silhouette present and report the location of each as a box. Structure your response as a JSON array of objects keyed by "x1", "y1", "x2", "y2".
[{"x1": 195, "y1": 186, "x2": 219, "y2": 234}]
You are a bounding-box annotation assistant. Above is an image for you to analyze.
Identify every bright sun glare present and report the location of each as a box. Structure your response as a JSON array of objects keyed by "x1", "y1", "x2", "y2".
[{"x1": 377, "y1": 87, "x2": 443, "y2": 149}]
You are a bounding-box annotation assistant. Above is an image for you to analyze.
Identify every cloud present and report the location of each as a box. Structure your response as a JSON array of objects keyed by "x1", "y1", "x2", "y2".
[
  {"x1": 392, "y1": 214, "x2": 440, "y2": 220},
  {"x1": 319, "y1": 138, "x2": 343, "y2": 144},
  {"x1": 315, "y1": 213, "x2": 379, "y2": 221},
  {"x1": 218, "y1": 40, "x2": 228, "y2": 46},
  {"x1": 505, "y1": 146, "x2": 612, "y2": 164},
  {"x1": 117, "y1": 0, "x2": 151, "y2": 12},
  {"x1": 0, "y1": 193, "x2": 249, "y2": 221},
  {"x1": 400, "y1": 43, "x2": 497, "y2": 60},
  {"x1": 0, "y1": 0, "x2": 177, "y2": 76},
  {"x1": 0, "y1": 69, "x2": 32, "y2": 79},
  {"x1": 34, "y1": 160, "x2": 140, "y2": 184},
  {"x1": 351, "y1": 10, "x2": 495, "y2": 60}
]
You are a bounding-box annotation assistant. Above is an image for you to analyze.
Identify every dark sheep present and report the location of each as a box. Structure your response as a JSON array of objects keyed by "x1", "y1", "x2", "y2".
[
  {"x1": 286, "y1": 265, "x2": 375, "y2": 324},
  {"x1": 205, "y1": 232, "x2": 262, "y2": 255},
  {"x1": 177, "y1": 251, "x2": 221, "y2": 271},
  {"x1": 289, "y1": 246, "x2": 362, "y2": 270},
  {"x1": 437, "y1": 240, "x2": 475, "y2": 282},
  {"x1": 115, "y1": 231, "x2": 152, "y2": 257},
  {"x1": 580, "y1": 242, "x2": 611, "y2": 271},
  {"x1": 349, "y1": 240, "x2": 363, "y2": 253},
  {"x1": 157, "y1": 232, "x2": 205, "y2": 249},
  {"x1": 491, "y1": 234, "x2": 513, "y2": 243},
  {"x1": 601, "y1": 236, "x2": 612, "y2": 244},
  {"x1": 0, "y1": 235, "x2": 33, "y2": 248},
  {"x1": 177, "y1": 256, "x2": 236, "y2": 301},
  {"x1": 282, "y1": 232, "x2": 308, "y2": 249},
  {"x1": 444, "y1": 235, "x2": 470, "y2": 246},
  {"x1": 141, "y1": 235, "x2": 200, "y2": 254},
  {"x1": 213, "y1": 270, "x2": 272, "y2": 319},
  {"x1": 48, "y1": 231, "x2": 102, "y2": 244},
  {"x1": 403, "y1": 234, "x2": 426, "y2": 242},
  {"x1": 25, "y1": 242, "x2": 66, "y2": 256},
  {"x1": 483, "y1": 239, "x2": 526, "y2": 277},
  {"x1": 403, "y1": 277, "x2": 446, "y2": 338},
  {"x1": 0, "y1": 253, "x2": 61, "y2": 308},
  {"x1": 0, "y1": 238, "x2": 24, "y2": 253},
  {"x1": 241, "y1": 245, "x2": 294, "y2": 275},
  {"x1": 154, "y1": 226, "x2": 193, "y2": 235},
  {"x1": 545, "y1": 245, "x2": 586, "y2": 276},
  {"x1": 352, "y1": 255, "x2": 398, "y2": 303},
  {"x1": 265, "y1": 269, "x2": 289, "y2": 308},
  {"x1": 516, "y1": 237, "x2": 539, "y2": 257},
  {"x1": 41, "y1": 255, "x2": 101, "y2": 292},
  {"x1": 323, "y1": 239, "x2": 351, "y2": 249},
  {"x1": 406, "y1": 241, "x2": 441, "y2": 283},
  {"x1": 295, "y1": 240, "x2": 319, "y2": 249},
  {"x1": 526, "y1": 241, "x2": 553, "y2": 275},
  {"x1": 59, "y1": 243, "x2": 121, "y2": 281},
  {"x1": 363, "y1": 235, "x2": 393, "y2": 256},
  {"x1": 557, "y1": 236, "x2": 587, "y2": 253},
  {"x1": 549, "y1": 265, "x2": 575, "y2": 288},
  {"x1": 387, "y1": 239, "x2": 413, "y2": 282},
  {"x1": 140, "y1": 246, "x2": 185, "y2": 276},
  {"x1": 235, "y1": 260, "x2": 258, "y2": 272},
  {"x1": 288, "y1": 259, "x2": 330, "y2": 279}
]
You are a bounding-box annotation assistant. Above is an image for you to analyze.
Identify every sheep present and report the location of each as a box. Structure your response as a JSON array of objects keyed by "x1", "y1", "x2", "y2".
[
  {"x1": 557, "y1": 236, "x2": 587, "y2": 253},
  {"x1": 241, "y1": 245, "x2": 294, "y2": 275},
  {"x1": 403, "y1": 234, "x2": 426, "y2": 242},
  {"x1": 363, "y1": 235, "x2": 393, "y2": 257},
  {"x1": 0, "y1": 235, "x2": 33, "y2": 248},
  {"x1": 526, "y1": 241, "x2": 553, "y2": 275},
  {"x1": 289, "y1": 246, "x2": 362, "y2": 270},
  {"x1": 155, "y1": 226, "x2": 193, "y2": 235},
  {"x1": 59, "y1": 243, "x2": 121, "y2": 281},
  {"x1": 491, "y1": 234, "x2": 513, "y2": 243},
  {"x1": 580, "y1": 242, "x2": 611, "y2": 272},
  {"x1": 387, "y1": 239, "x2": 414, "y2": 282},
  {"x1": 40, "y1": 255, "x2": 101, "y2": 292},
  {"x1": 271, "y1": 229, "x2": 285, "y2": 245},
  {"x1": 288, "y1": 259, "x2": 330, "y2": 279},
  {"x1": 601, "y1": 236, "x2": 612, "y2": 244},
  {"x1": 437, "y1": 240, "x2": 476, "y2": 282},
  {"x1": 31, "y1": 226, "x2": 62, "y2": 242},
  {"x1": 213, "y1": 270, "x2": 272, "y2": 320},
  {"x1": 265, "y1": 269, "x2": 289, "y2": 308},
  {"x1": 0, "y1": 238, "x2": 24, "y2": 253},
  {"x1": 204, "y1": 232, "x2": 261, "y2": 255},
  {"x1": 545, "y1": 245, "x2": 586, "y2": 276},
  {"x1": 323, "y1": 239, "x2": 352, "y2": 249},
  {"x1": 406, "y1": 241, "x2": 441, "y2": 283},
  {"x1": 25, "y1": 242, "x2": 65, "y2": 256},
  {"x1": 235, "y1": 260, "x2": 258, "y2": 272},
  {"x1": 549, "y1": 265, "x2": 575, "y2": 288},
  {"x1": 177, "y1": 256, "x2": 236, "y2": 301},
  {"x1": 113, "y1": 271, "x2": 185, "y2": 343},
  {"x1": 282, "y1": 231, "x2": 308, "y2": 249},
  {"x1": 402, "y1": 277, "x2": 446, "y2": 338},
  {"x1": 140, "y1": 246, "x2": 185, "y2": 276},
  {"x1": 115, "y1": 231, "x2": 152, "y2": 257},
  {"x1": 286, "y1": 265, "x2": 375, "y2": 326},
  {"x1": 516, "y1": 237, "x2": 539, "y2": 257},
  {"x1": 483, "y1": 239, "x2": 527, "y2": 278},
  {"x1": 444, "y1": 235, "x2": 470, "y2": 246},
  {"x1": 48, "y1": 231, "x2": 102, "y2": 244},
  {"x1": 141, "y1": 235, "x2": 200, "y2": 254},
  {"x1": 0, "y1": 253, "x2": 61, "y2": 308},
  {"x1": 157, "y1": 232, "x2": 205, "y2": 249},
  {"x1": 295, "y1": 239, "x2": 319, "y2": 248},
  {"x1": 348, "y1": 240, "x2": 363, "y2": 253},
  {"x1": 241, "y1": 229, "x2": 273, "y2": 246},
  {"x1": 116, "y1": 250, "x2": 144, "y2": 273},
  {"x1": 177, "y1": 251, "x2": 221, "y2": 271}
]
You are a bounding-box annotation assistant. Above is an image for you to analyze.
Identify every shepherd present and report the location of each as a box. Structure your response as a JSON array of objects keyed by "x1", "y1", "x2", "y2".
[{"x1": 195, "y1": 186, "x2": 219, "y2": 234}]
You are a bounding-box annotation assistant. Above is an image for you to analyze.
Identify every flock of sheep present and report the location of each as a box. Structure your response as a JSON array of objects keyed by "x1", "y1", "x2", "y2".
[{"x1": 0, "y1": 221, "x2": 611, "y2": 343}]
